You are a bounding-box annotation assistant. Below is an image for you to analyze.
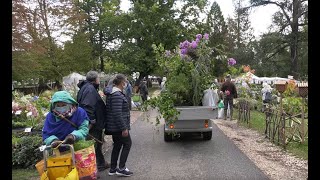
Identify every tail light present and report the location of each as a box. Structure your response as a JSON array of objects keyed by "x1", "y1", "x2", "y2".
[
  {"x1": 169, "y1": 124, "x2": 174, "y2": 129},
  {"x1": 204, "y1": 120, "x2": 209, "y2": 128}
]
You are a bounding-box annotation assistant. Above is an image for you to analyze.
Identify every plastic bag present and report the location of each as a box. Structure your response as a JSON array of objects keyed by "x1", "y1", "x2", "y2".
[
  {"x1": 131, "y1": 100, "x2": 137, "y2": 108},
  {"x1": 217, "y1": 102, "x2": 230, "y2": 119},
  {"x1": 218, "y1": 108, "x2": 224, "y2": 119},
  {"x1": 218, "y1": 100, "x2": 224, "y2": 109},
  {"x1": 74, "y1": 145, "x2": 97, "y2": 179}
]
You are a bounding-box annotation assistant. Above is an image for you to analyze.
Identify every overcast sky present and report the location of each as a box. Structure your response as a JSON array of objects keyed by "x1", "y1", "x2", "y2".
[{"x1": 120, "y1": 0, "x2": 279, "y2": 38}]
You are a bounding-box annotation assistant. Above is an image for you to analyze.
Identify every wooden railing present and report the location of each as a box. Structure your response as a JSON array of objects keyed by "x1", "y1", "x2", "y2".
[
  {"x1": 265, "y1": 105, "x2": 308, "y2": 148},
  {"x1": 237, "y1": 99, "x2": 251, "y2": 126}
]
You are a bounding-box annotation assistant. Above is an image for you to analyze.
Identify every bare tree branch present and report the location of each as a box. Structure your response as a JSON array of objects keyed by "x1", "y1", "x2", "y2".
[
  {"x1": 244, "y1": 0, "x2": 291, "y2": 25},
  {"x1": 260, "y1": 38, "x2": 289, "y2": 61}
]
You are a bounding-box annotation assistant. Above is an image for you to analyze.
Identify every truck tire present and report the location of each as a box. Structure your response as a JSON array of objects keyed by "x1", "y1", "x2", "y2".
[
  {"x1": 203, "y1": 131, "x2": 212, "y2": 140},
  {"x1": 164, "y1": 126, "x2": 172, "y2": 142}
]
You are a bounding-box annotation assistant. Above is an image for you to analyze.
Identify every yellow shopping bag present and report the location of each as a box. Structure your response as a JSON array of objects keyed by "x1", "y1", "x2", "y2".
[
  {"x1": 36, "y1": 144, "x2": 97, "y2": 180},
  {"x1": 39, "y1": 144, "x2": 79, "y2": 180}
]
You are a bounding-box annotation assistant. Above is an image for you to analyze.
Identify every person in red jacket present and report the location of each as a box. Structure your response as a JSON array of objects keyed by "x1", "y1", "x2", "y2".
[{"x1": 220, "y1": 74, "x2": 238, "y2": 120}]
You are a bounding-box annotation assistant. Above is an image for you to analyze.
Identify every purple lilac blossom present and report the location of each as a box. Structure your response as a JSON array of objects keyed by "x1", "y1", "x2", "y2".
[
  {"x1": 196, "y1": 34, "x2": 202, "y2": 40},
  {"x1": 181, "y1": 40, "x2": 190, "y2": 49},
  {"x1": 204, "y1": 33, "x2": 209, "y2": 40},
  {"x1": 227, "y1": 58, "x2": 237, "y2": 66},
  {"x1": 180, "y1": 48, "x2": 188, "y2": 55},
  {"x1": 191, "y1": 41, "x2": 198, "y2": 49},
  {"x1": 179, "y1": 42, "x2": 184, "y2": 49}
]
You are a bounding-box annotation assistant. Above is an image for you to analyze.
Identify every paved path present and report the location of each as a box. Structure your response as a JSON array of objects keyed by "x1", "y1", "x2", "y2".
[{"x1": 98, "y1": 109, "x2": 269, "y2": 180}]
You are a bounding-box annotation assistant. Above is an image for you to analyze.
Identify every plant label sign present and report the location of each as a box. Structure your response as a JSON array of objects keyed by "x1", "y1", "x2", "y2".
[
  {"x1": 24, "y1": 127, "x2": 32, "y2": 133},
  {"x1": 39, "y1": 145, "x2": 46, "y2": 152}
]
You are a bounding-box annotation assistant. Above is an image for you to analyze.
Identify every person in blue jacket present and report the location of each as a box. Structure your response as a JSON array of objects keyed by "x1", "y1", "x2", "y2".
[{"x1": 42, "y1": 91, "x2": 89, "y2": 148}]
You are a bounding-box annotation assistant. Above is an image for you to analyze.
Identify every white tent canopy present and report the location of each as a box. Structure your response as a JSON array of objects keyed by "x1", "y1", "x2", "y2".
[
  {"x1": 236, "y1": 72, "x2": 299, "y2": 85},
  {"x1": 62, "y1": 72, "x2": 86, "y2": 88}
]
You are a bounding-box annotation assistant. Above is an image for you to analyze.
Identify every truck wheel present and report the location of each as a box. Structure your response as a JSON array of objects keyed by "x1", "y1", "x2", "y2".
[
  {"x1": 203, "y1": 131, "x2": 212, "y2": 140},
  {"x1": 164, "y1": 125, "x2": 172, "y2": 142}
]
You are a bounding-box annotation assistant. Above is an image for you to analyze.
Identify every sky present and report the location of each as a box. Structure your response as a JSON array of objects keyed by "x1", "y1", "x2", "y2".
[{"x1": 119, "y1": 0, "x2": 279, "y2": 38}]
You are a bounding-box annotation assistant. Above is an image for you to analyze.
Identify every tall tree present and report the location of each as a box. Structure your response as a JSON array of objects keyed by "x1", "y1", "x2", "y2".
[
  {"x1": 62, "y1": 32, "x2": 94, "y2": 74},
  {"x1": 205, "y1": 2, "x2": 228, "y2": 47},
  {"x1": 77, "y1": 0, "x2": 124, "y2": 72},
  {"x1": 12, "y1": 0, "x2": 85, "y2": 81},
  {"x1": 225, "y1": 0, "x2": 255, "y2": 67},
  {"x1": 247, "y1": 0, "x2": 308, "y2": 79},
  {"x1": 203, "y1": 2, "x2": 229, "y2": 77},
  {"x1": 252, "y1": 32, "x2": 291, "y2": 77},
  {"x1": 114, "y1": 0, "x2": 184, "y2": 81}
]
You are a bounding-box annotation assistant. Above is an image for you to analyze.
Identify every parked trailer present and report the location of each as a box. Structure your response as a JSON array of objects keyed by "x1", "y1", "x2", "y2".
[{"x1": 164, "y1": 106, "x2": 218, "y2": 141}]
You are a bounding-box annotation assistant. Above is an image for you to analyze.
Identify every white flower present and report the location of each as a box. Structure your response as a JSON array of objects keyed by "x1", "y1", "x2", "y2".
[{"x1": 27, "y1": 112, "x2": 32, "y2": 117}]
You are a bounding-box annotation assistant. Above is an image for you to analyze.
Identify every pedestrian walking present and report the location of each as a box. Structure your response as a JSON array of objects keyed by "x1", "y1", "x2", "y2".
[
  {"x1": 261, "y1": 82, "x2": 273, "y2": 112},
  {"x1": 77, "y1": 71, "x2": 110, "y2": 172},
  {"x1": 220, "y1": 74, "x2": 238, "y2": 120},
  {"x1": 105, "y1": 74, "x2": 133, "y2": 177},
  {"x1": 124, "y1": 80, "x2": 133, "y2": 110},
  {"x1": 136, "y1": 79, "x2": 148, "y2": 103}
]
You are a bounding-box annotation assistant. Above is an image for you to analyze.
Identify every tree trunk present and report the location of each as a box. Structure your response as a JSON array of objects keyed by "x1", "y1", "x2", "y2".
[
  {"x1": 290, "y1": 0, "x2": 300, "y2": 79},
  {"x1": 99, "y1": 30, "x2": 104, "y2": 72}
]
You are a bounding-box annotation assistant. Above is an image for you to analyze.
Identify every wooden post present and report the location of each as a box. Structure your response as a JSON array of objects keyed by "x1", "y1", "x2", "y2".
[
  {"x1": 280, "y1": 93, "x2": 286, "y2": 149},
  {"x1": 297, "y1": 82, "x2": 308, "y2": 144},
  {"x1": 301, "y1": 98, "x2": 305, "y2": 143}
]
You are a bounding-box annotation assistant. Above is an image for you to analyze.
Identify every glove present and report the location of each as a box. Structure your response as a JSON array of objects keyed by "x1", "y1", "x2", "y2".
[
  {"x1": 51, "y1": 140, "x2": 61, "y2": 148},
  {"x1": 63, "y1": 134, "x2": 75, "y2": 144}
]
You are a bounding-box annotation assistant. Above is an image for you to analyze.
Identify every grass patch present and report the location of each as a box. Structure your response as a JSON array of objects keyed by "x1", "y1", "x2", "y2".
[
  {"x1": 12, "y1": 168, "x2": 39, "y2": 180},
  {"x1": 286, "y1": 141, "x2": 308, "y2": 160},
  {"x1": 234, "y1": 108, "x2": 308, "y2": 160}
]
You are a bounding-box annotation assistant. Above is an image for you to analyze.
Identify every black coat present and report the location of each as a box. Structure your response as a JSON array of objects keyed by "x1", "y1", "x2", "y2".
[
  {"x1": 220, "y1": 81, "x2": 238, "y2": 99},
  {"x1": 77, "y1": 80, "x2": 107, "y2": 130},
  {"x1": 137, "y1": 82, "x2": 148, "y2": 96},
  {"x1": 104, "y1": 89, "x2": 130, "y2": 135}
]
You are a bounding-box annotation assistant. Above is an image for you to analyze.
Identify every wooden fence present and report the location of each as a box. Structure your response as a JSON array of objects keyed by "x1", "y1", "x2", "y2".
[
  {"x1": 237, "y1": 99, "x2": 251, "y2": 126},
  {"x1": 264, "y1": 106, "x2": 308, "y2": 148}
]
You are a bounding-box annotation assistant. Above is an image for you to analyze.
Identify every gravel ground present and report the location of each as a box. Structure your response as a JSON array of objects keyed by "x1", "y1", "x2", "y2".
[{"x1": 213, "y1": 119, "x2": 308, "y2": 180}]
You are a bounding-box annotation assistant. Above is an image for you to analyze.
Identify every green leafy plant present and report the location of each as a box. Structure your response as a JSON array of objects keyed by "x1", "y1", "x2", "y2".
[
  {"x1": 283, "y1": 97, "x2": 307, "y2": 115},
  {"x1": 143, "y1": 33, "x2": 226, "y2": 125},
  {"x1": 12, "y1": 135, "x2": 43, "y2": 168},
  {"x1": 73, "y1": 139, "x2": 95, "y2": 151},
  {"x1": 12, "y1": 121, "x2": 28, "y2": 129},
  {"x1": 142, "y1": 92, "x2": 180, "y2": 126}
]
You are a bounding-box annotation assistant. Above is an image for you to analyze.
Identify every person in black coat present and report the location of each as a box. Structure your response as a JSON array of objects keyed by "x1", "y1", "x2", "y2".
[
  {"x1": 105, "y1": 74, "x2": 133, "y2": 177},
  {"x1": 136, "y1": 79, "x2": 148, "y2": 103},
  {"x1": 220, "y1": 74, "x2": 238, "y2": 120},
  {"x1": 77, "y1": 71, "x2": 110, "y2": 172}
]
